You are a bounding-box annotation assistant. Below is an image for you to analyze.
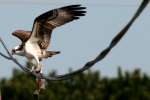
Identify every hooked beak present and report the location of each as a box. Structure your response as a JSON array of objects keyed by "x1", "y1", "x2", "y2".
[{"x1": 11, "y1": 49, "x2": 15, "y2": 55}]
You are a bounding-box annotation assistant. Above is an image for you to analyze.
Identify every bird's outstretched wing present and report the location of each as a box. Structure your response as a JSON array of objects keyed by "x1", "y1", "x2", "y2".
[
  {"x1": 12, "y1": 30, "x2": 31, "y2": 42},
  {"x1": 28, "y1": 5, "x2": 86, "y2": 49}
]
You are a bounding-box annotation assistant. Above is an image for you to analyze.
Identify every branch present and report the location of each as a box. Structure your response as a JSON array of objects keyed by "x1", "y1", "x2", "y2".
[
  {"x1": 0, "y1": 38, "x2": 11, "y2": 59},
  {"x1": 0, "y1": 52, "x2": 11, "y2": 60},
  {"x1": 0, "y1": 0, "x2": 149, "y2": 81}
]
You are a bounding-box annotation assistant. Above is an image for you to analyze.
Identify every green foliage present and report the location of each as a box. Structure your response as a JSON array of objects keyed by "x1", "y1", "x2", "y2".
[{"x1": 1, "y1": 67, "x2": 150, "y2": 100}]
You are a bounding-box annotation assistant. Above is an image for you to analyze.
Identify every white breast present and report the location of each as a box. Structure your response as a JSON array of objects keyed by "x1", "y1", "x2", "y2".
[{"x1": 25, "y1": 41, "x2": 42, "y2": 58}]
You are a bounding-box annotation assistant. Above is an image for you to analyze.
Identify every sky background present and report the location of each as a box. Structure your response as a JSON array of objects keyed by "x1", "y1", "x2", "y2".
[{"x1": 0, "y1": 0, "x2": 150, "y2": 78}]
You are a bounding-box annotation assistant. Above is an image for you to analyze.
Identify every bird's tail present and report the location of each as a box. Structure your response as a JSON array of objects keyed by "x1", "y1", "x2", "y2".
[{"x1": 44, "y1": 51, "x2": 60, "y2": 58}]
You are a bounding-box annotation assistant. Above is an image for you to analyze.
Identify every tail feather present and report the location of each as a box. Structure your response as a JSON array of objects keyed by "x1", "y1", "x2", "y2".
[{"x1": 44, "y1": 51, "x2": 60, "y2": 58}]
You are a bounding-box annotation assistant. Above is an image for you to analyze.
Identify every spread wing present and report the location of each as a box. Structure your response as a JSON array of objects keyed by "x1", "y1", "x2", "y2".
[
  {"x1": 28, "y1": 5, "x2": 86, "y2": 50},
  {"x1": 12, "y1": 30, "x2": 31, "y2": 42}
]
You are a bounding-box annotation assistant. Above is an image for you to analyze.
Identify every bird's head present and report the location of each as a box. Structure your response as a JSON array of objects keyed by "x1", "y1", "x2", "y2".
[
  {"x1": 11, "y1": 48, "x2": 16, "y2": 55},
  {"x1": 11, "y1": 45, "x2": 19, "y2": 55},
  {"x1": 11, "y1": 45, "x2": 23, "y2": 55}
]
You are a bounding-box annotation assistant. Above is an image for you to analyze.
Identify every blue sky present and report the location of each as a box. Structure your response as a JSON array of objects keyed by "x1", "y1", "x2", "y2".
[{"x1": 0, "y1": 0, "x2": 150, "y2": 78}]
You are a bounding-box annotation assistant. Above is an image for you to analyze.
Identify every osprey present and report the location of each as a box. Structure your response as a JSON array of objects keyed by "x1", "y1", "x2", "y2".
[{"x1": 11, "y1": 5, "x2": 86, "y2": 72}]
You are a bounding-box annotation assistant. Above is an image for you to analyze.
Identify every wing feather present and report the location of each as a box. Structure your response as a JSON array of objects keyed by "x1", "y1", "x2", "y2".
[
  {"x1": 28, "y1": 5, "x2": 86, "y2": 50},
  {"x1": 12, "y1": 30, "x2": 31, "y2": 42}
]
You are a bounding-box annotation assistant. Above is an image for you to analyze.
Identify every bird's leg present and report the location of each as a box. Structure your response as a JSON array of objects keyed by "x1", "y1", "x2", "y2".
[
  {"x1": 27, "y1": 58, "x2": 34, "y2": 69},
  {"x1": 30, "y1": 61, "x2": 36, "y2": 73},
  {"x1": 35, "y1": 63, "x2": 42, "y2": 73},
  {"x1": 33, "y1": 65, "x2": 46, "y2": 94},
  {"x1": 30, "y1": 56, "x2": 42, "y2": 73},
  {"x1": 26, "y1": 58, "x2": 35, "y2": 72},
  {"x1": 31, "y1": 56, "x2": 46, "y2": 93}
]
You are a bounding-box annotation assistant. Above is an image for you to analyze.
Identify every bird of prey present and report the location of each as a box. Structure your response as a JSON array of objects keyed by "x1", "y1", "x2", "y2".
[{"x1": 11, "y1": 5, "x2": 86, "y2": 73}]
